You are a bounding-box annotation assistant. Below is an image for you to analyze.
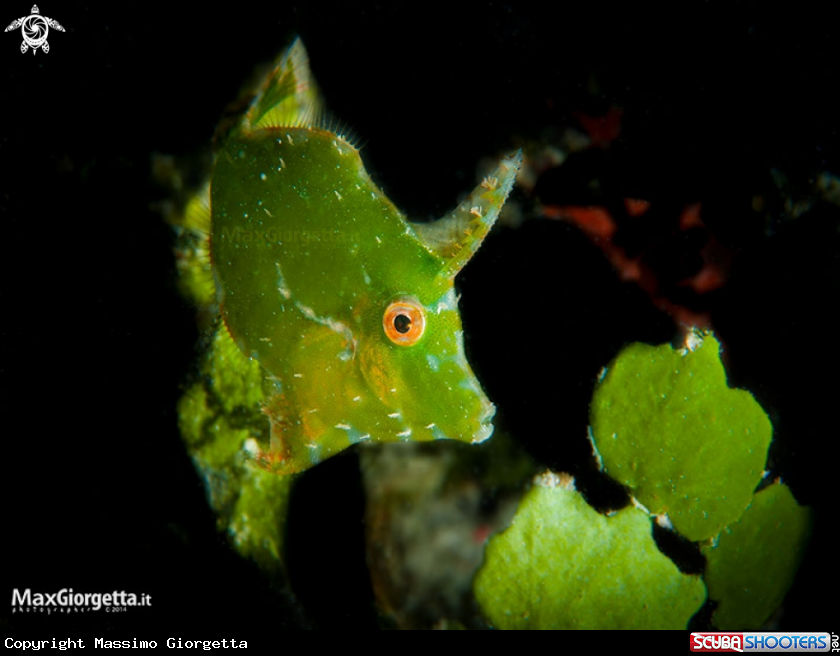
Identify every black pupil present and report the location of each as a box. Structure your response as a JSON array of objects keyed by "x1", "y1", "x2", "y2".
[{"x1": 394, "y1": 313, "x2": 412, "y2": 334}]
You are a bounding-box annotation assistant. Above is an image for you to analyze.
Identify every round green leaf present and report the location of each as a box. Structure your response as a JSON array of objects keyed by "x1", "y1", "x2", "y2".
[
  {"x1": 475, "y1": 479, "x2": 706, "y2": 629},
  {"x1": 702, "y1": 482, "x2": 812, "y2": 630},
  {"x1": 590, "y1": 333, "x2": 772, "y2": 541}
]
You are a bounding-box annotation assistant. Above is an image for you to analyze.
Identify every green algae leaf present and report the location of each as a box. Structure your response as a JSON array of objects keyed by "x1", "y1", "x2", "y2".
[
  {"x1": 180, "y1": 393, "x2": 293, "y2": 575},
  {"x1": 177, "y1": 324, "x2": 293, "y2": 575},
  {"x1": 590, "y1": 332, "x2": 772, "y2": 542},
  {"x1": 474, "y1": 475, "x2": 706, "y2": 629},
  {"x1": 702, "y1": 482, "x2": 812, "y2": 630}
]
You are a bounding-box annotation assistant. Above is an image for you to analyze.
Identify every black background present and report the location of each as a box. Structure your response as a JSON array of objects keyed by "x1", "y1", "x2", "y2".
[{"x1": 2, "y1": 2, "x2": 837, "y2": 634}]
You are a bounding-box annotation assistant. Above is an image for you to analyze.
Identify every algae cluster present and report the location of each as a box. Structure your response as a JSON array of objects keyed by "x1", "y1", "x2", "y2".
[{"x1": 475, "y1": 332, "x2": 812, "y2": 630}]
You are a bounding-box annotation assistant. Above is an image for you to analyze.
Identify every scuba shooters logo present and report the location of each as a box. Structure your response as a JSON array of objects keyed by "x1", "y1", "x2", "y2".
[{"x1": 11, "y1": 588, "x2": 151, "y2": 614}]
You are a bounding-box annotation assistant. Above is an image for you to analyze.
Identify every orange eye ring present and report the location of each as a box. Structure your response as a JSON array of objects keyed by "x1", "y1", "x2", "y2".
[{"x1": 383, "y1": 297, "x2": 426, "y2": 346}]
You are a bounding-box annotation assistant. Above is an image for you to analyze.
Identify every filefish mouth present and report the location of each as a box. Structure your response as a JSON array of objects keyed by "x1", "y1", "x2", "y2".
[
  {"x1": 471, "y1": 400, "x2": 496, "y2": 444},
  {"x1": 425, "y1": 394, "x2": 494, "y2": 445}
]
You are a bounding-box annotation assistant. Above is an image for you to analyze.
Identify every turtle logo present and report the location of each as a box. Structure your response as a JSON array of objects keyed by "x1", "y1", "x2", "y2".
[{"x1": 5, "y1": 5, "x2": 65, "y2": 55}]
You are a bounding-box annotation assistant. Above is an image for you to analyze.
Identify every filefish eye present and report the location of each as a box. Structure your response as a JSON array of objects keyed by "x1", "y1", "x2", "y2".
[{"x1": 383, "y1": 297, "x2": 426, "y2": 346}]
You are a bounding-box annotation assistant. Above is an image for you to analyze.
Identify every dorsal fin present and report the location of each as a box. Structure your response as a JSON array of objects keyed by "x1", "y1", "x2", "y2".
[
  {"x1": 412, "y1": 150, "x2": 521, "y2": 278},
  {"x1": 244, "y1": 37, "x2": 324, "y2": 132}
]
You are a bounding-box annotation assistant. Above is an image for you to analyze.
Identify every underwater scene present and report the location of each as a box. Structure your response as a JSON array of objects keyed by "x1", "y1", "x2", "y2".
[{"x1": 3, "y1": 4, "x2": 837, "y2": 634}]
